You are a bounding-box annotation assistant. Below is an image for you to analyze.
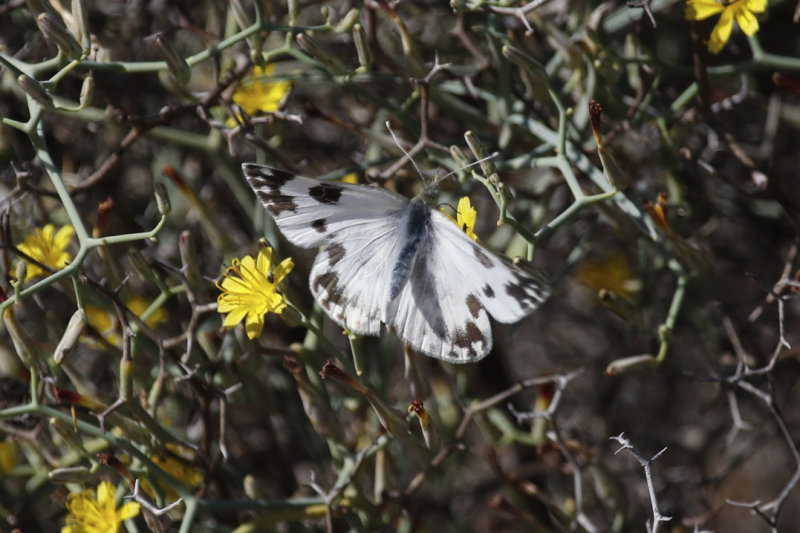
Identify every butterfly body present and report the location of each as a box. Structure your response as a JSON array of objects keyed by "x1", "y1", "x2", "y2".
[
  {"x1": 390, "y1": 197, "x2": 431, "y2": 300},
  {"x1": 243, "y1": 163, "x2": 548, "y2": 363}
]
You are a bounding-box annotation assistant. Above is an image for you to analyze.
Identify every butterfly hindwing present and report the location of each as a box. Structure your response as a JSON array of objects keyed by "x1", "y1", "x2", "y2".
[
  {"x1": 385, "y1": 209, "x2": 548, "y2": 362},
  {"x1": 428, "y1": 209, "x2": 549, "y2": 323},
  {"x1": 307, "y1": 209, "x2": 406, "y2": 335}
]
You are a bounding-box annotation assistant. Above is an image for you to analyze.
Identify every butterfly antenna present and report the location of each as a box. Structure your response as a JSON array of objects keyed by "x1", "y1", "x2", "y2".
[
  {"x1": 437, "y1": 151, "x2": 500, "y2": 184},
  {"x1": 385, "y1": 121, "x2": 428, "y2": 183}
]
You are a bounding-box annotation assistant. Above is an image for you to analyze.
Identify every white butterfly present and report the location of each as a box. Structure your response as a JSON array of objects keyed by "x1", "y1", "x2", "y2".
[{"x1": 242, "y1": 163, "x2": 549, "y2": 363}]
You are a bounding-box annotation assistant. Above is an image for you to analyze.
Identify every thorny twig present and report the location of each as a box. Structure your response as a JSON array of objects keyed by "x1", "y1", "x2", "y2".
[
  {"x1": 307, "y1": 434, "x2": 388, "y2": 533},
  {"x1": 130, "y1": 478, "x2": 184, "y2": 516},
  {"x1": 379, "y1": 55, "x2": 451, "y2": 181},
  {"x1": 487, "y1": 0, "x2": 551, "y2": 33},
  {"x1": 402, "y1": 372, "x2": 578, "y2": 497},
  {"x1": 626, "y1": 0, "x2": 657, "y2": 28},
  {"x1": 714, "y1": 270, "x2": 800, "y2": 530},
  {"x1": 611, "y1": 433, "x2": 671, "y2": 533},
  {"x1": 71, "y1": 61, "x2": 254, "y2": 193},
  {"x1": 508, "y1": 370, "x2": 598, "y2": 532}
]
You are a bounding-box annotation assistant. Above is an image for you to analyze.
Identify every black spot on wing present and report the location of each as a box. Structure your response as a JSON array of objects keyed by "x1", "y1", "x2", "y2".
[
  {"x1": 258, "y1": 191, "x2": 297, "y2": 216},
  {"x1": 311, "y1": 271, "x2": 346, "y2": 320},
  {"x1": 472, "y1": 244, "x2": 494, "y2": 268},
  {"x1": 242, "y1": 165, "x2": 299, "y2": 216},
  {"x1": 325, "y1": 242, "x2": 346, "y2": 266},
  {"x1": 242, "y1": 164, "x2": 295, "y2": 188},
  {"x1": 448, "y1": 321, "x2": 487, "y2": 362},
  {"x1": 312, "y1": 218, "x2": 327, "y2": 233},
  {"x1": 483, "y1": 284, "x2": 495, "y2": 298},
  {"x1": 466, "y1": 294, "x2": 483, "y2": 319},
  {"x1": 309, "y1": 183, "x2": 343, "y2": 204},
  {"x1": 505, "y1": 271, "x2": 547, "y2": 309}
]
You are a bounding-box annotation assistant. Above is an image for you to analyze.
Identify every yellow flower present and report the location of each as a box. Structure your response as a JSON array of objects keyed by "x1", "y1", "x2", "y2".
[
  {"x1": 217, "y1": 247, "x2": 294, "y2": 339},
  {"x1": 443, "y1": 197, "x2": 478, "y2": 241},
  {"x1": 685, "y1": 0, "x2": 767, "y2": 54},
  {"x1": 61, "y1": 481, "x2": 140, "y2": 533},
  {"x1": 15, "y1": 224, "x2": 74, "y2": 281},
  {"x1": 142, "y1": 444, "x2": 202, "y2": 504},
  {"x1": 575, "y1": 253, "x2": 641, "y2": 302},
  {"x1": 85, "y1": 296, "x2": 167, "y2": 347},
  {"x1": 227, "y1": 64, "x2": 291, "y2": 126},
  {"x1": 0, "y1": 439, "x2": 20, "y2": 478}
]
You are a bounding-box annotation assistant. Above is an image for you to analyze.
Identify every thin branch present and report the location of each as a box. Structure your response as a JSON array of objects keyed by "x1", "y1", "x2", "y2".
[{"x1": 610, "y1": 433, "x2": 671, "y2": 533}]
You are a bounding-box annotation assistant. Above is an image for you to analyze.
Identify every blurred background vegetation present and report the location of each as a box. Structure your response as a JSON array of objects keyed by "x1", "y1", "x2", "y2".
[{"x1": 2, "y1": 0, "x2": 800, "y2": 531}]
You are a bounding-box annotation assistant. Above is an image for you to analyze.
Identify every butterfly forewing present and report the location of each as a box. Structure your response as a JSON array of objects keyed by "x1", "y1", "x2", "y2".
[
  {"x1": 243, "y1": 163, "x2": 407, "y2": 248},
  {"x1": 242, "y1": 163, "x2": 549, "y2": 363}
]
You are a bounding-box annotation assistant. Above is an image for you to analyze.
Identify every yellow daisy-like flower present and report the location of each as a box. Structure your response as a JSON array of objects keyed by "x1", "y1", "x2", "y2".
[
  {"x1": 0, "y1": 439, "x2": 20, "y2": 478},
  {"x1": 227, "y1": 64, "x2": 291, "y2": 126},
  {"x1": 15, "y1": 224, "x2": 74, "y2": 281},
  {"x1": 142, "y1": 443, "x2": 202, "y2": 505},
  {"x1": 575, "y1": 253, "x2": 641, "y2": 302},
  {"x1": 84, "y1": 296, "x2": 167, "y2": 347},
  {"x1": 685, "y1": 0, "x2": 767, "y2": 54},
  {"x1": 217, "y1": 247, "x2": 294, "y2": 339},
  {"x1": 61, "y1": 481, "x2": 140, "y2": 533},
  {"x1": 443, "y1": 197, "x2": 478, "y2": 241},
  {"x1": 456, "y1": 196, "x2": 478, "y2": 241}
]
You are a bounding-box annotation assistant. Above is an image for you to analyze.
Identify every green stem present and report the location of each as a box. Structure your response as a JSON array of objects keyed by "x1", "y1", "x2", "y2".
[{"x1": 656, "y1": 266, "x2": 688, "y2": 363}]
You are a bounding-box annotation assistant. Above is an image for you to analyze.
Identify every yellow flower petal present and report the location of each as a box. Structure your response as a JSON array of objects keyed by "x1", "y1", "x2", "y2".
[
  {"x1": 576, "y1": 253, "x2": 640, "y2": 301},
  {"x1": 16, "y1": 224, "x2": 75, "y2": 281},
  {"x1": 244, "y1": 311, "x2": 266, "y2": 339},
  {"x1": 217, "y1": 247, "x2": 293, "y2": 339},
  {"x1": 0, "y1": 439, "x2": 20, "y2": 477},
  {"x1": 118, "y1": 502, "x2": 141, "y2": 521},
  {"x1": 456, "y1": 197, "x2": 478, "y2": 241},
  {"x1": 96, "y1": 481, "x2": 114, "y2": 505},
  {"x1": 40, "y1": 224, "x2": 55, "y2": 241},
  {"x1": 230, "y1": 64, "x2": 290, "y2": 120},
  {"x1": 685, "y1": 0, "x2": 725, "y2": 20},
  {"x1": 84, "y1": 296, "x2": 165, "y2": 348},
  {"x1": 736, "y1": 7, "x2": 760, "y2": 35},
  {"x1": 272, "y1": 257, "x2": 295, "y2": 284},
  {"x1": 223, "y1": 307, "x2": 248, "y2": 327},
  {"x1": 745, "y1": 0, "x2": 767, "y2": 13},
  {"x1": 709, "y1": 8, "x2": 735, "y2": 54},
  {"x1": 256, "y1": 247, "x2": 273, "y2": 275},
  {"x1": 239, "y1": 254, "x2": 257, "y2": 271},
  {"x1": 686, "y1": 0, "x2": 767, "y2": 54},
  {"x1": 54, "y1": 225, "x2": 76, "y2": 249},
  {"x1": 61, "y1": 481, "x2": 140, "y2": 533}
]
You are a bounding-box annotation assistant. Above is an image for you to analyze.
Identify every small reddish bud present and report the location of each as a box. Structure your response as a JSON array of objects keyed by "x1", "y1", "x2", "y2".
[
  {"x1": 644, "y1": 192, "x2": 673, "y2": 236},
  {"x1": 588, "y1": 100, "x2": 604, "y2": 147},
  {"x1": 53, "y1": 387, "x2": 105, "y2": 410},
  {"x1": 162, "y1": 165, "x2": 187, "y2": 190},
  {"x1": 319, "y1": 360, "x2": 367, "y2": 392},
  {"x1": 94, "y1": 197, "x2": 113, "y2": 238},
  {"x1": 773, "y1": 73, "x2": 800, "y2": 94}
]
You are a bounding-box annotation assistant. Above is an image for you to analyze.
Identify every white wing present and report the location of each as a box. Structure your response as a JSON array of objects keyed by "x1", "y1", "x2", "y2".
[
  {"x1": 243, "y1": 163, "x2": 549, "y2": 363},
  {"x1": 243, "y1": 163, "x2": 408, "y2": 335},
  {"x1": 242, "y1": 163, "x2": 407, "y2": 248},
  {"x1": 387, "y1": 210, "x2": 549, "y2": 363},
  {"x1": 307, "y1": 205, "x2": 413, "y2": 336}
]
